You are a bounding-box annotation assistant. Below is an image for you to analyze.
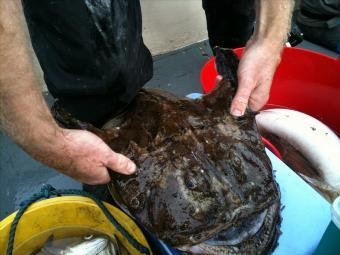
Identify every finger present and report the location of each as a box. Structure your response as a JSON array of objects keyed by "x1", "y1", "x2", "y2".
[
  {"x1": 83, "y1": 166, "x2": 111, "y2": 185},
  {"x1": 248, "y1": 84, "x2": 270, "y2": 111},
  {"x1": 230, "y1": 74, "x2": 254, "y2": 116},
  {"x1": 248, "y1": 77, "x2": 273, "y2": 111},
  {"x1": 106, "y1": 151, "x2": 136, "y2": 175}
]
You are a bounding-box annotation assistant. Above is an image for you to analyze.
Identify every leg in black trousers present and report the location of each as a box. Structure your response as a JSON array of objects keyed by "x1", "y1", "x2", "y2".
[
  {"x1": 23, "y1": 0, "x2": 152, "y2": 202},
  {"x1": 203, "y1": 0, "x2": 256, "y2": 52},
  {"x1": 23, "y1": 0, "x2": 152, "y2": 126}
]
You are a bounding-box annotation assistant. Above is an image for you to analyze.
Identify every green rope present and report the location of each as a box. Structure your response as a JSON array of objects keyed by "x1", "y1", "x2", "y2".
[{"x1": 6, "y1": 184, "x2": 150, "y2": 255}]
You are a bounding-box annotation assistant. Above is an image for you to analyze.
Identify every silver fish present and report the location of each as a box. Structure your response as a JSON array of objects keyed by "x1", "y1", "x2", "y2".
[{"x1": 37, "y1": 235, "x2": 120, "y2": 255}]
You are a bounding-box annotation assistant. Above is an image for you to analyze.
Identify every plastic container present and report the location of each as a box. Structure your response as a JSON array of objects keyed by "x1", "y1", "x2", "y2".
[
  {"x1": 0, "y1": 196, "x2": 152, "y2": 255},
  {"x1": 201, "y1": 47, "x2": 340, "y2": 135},
  {"x1": 314, "y1": 196, "x2": 340, "y2": 255}
]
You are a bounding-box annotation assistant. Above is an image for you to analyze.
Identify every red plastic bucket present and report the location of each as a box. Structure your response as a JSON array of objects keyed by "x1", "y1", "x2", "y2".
[{"x1": 201, "y1": 47, "x2": 340, "y2": 158}]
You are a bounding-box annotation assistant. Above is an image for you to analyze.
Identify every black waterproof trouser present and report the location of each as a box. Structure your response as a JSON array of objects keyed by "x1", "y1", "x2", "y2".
[
  {"x1": 24, "y1": 0, "x2": 255, "y2": 126},
  {"x1": 202, "y1": 0, "x2": 255, "y2": 50},
  {"x1": 297, "y1": 0, "x2": 340, "y2": 53}
]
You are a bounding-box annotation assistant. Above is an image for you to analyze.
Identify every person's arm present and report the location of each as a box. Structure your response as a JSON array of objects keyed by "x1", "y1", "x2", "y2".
[
  {"x1": 0, "y1": 0, "x2": 135, "y2": 184},
  {"x1": 230, "y1": 0, "x2": 294, "y2": 116}
]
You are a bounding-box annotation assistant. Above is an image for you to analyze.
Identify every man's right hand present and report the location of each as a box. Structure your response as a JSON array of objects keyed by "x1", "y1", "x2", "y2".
[
  {"x1": 0, "y1": 1, "x2": 136, "y2": 186},
  {"x1": 49, "y1": 128, "x2": 136, "y2": 185}
]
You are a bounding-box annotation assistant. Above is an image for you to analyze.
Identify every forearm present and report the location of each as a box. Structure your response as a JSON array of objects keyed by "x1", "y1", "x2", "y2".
[
  {"x1": 0, "y1": 1, "x2": 63, "y2": 160},
  {"x1": 253, "y1": 0, "x2": 294, "y2": 49},
  {"x1": 0, "y1": 1, "x2": 135, "y2": 183},
  {"x1": 230, "y1": 0, "x2": 294, "y2": 115}
]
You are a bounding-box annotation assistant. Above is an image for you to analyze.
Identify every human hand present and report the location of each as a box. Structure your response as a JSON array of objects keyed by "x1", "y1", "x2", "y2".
[
  {"x1": 230, "y1": 40, "x2": 283, "y2": 116},
  {"x1": 47, "y1": 129, "x2": 136, "y2": 185}
]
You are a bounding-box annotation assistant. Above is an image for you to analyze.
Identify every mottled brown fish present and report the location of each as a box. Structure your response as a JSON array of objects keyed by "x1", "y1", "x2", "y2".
[{"x1": 53, "y1": 47, "x2": 281, "y2": 254}]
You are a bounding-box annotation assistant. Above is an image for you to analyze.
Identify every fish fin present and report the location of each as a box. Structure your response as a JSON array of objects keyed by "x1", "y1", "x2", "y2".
[
  {"x1": 201, "y1": 47, "x2": 239, "y2": 110},
  {"x1": 215, "y1": 47, "x2": 239, "y2": 86},
  {"x1": 51, "y1": 102, "x2": 111, "y2": 142},
  {"x1": 40, "y1": 235, "x2": 62, "y2": 255}
]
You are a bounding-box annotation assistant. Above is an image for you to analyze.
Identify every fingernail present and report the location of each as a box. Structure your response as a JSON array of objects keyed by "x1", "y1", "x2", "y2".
[
  {"x1": 127, "y1": 162, "x2": 136, "y2": 173},
  {"x1": 231, "y1": 108, "x2": 242, "y2": 117}
]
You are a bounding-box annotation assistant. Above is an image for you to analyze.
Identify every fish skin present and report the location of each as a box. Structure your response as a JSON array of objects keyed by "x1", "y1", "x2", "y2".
[
  {"x1": 103, "y1": 48, "x2": 280, "y2": 252},
  {"x1": 40, "y1": 237, "x2": 117, "y2": 255},
  {"x1": 51, "y1": 47, "x2": 281, "y2": 254}
]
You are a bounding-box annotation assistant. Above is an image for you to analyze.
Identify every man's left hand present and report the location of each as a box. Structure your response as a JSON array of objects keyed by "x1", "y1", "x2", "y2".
[{"x1": 230, "y1": 40, "x2": 283, "y2": 116}]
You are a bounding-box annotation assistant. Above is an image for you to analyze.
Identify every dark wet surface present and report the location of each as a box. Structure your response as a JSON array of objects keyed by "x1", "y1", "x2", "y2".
[
  {"x1": 0, "y1": 39, "x2": 337, "y2": 221},
  {"x1": 0, "y1": 41, "x2": 212, "y2": 220},
  {"x1": 50, "y1": 48, "x2": 281, "y2": 254}
]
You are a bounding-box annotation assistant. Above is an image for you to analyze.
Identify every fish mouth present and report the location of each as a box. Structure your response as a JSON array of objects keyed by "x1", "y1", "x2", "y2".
[
  {"x1": 178, "y1": 201, "x2": 281, "y2": 255},
  {"x1": 204, "y1": 209, "x2": 268, "y2": 246}
]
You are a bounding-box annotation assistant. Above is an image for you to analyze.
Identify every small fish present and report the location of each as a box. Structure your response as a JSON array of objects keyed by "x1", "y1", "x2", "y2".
[{"x1": 38, "y1": 235, "x2": 119, "y2": 255}]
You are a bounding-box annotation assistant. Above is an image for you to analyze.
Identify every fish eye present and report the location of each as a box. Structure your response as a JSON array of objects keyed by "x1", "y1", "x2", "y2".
[
  {"x1": 186, "y1": 179, "x2": 197, "y2": 189},
  {"x1": 184, "y1": 169, "x2": 209, "y2": 191},
  {"x1": 130, "y1": 197, "x2": 140, "y2": 208}
]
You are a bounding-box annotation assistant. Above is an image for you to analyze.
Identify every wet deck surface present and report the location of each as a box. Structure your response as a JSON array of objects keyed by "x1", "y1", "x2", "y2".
[{"x1": 0, "y1": 40, "x2": 338, "y2": 219}]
